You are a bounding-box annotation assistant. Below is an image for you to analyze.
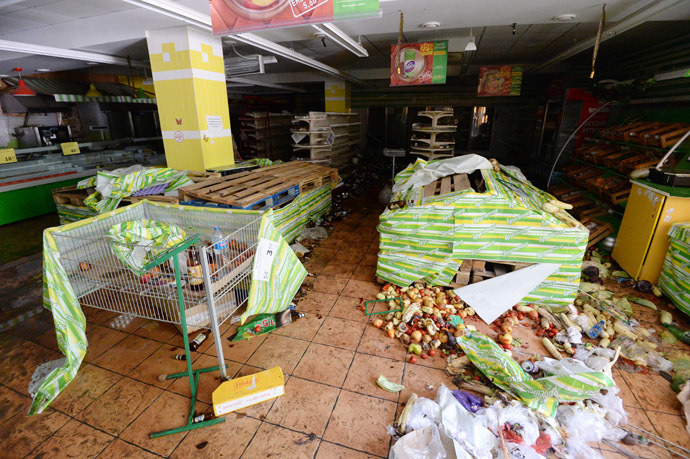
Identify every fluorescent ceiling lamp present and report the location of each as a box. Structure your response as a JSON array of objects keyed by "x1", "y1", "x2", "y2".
[
  {"x1": 226, "y1": 54, "x2": 277, "y2": 77},
  {"x1": 120, "y1": 0, "x2": 370, "y2": 86},
  {"x1": 654, "y1": 67, "x2": 690, "y2": 81},
  {"x1": 227, "y1": 77, "x2": 305, "y2": 93},
  {"x1": 0, "y1": 39, "x2": 147, "y2": 67},
  {"x1": 311, "y1": 23, "x2": 368, "y2": 57}
]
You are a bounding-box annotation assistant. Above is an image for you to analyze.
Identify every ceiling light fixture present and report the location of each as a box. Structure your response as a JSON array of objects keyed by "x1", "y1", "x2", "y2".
[
  {"x1": 421, "y1": 21, "x2": 440, "y2": 29},
  {"x1": 554, "y1": 14, "x2": 576, "y2": 21},
  {"x1": 121, "y1": 0, "x2": 370, "y2": 85},
  {"x1": 465, "y1": 29, "x2": 477, "y2": 52},
  {"x1": 85, "y1": 83, "x2": 102, "y2": 98},
  {"x1": 311, "y1": 23, "x2": 368, "y2": 57},
  {"x1": 35, "y1": 68, "x2": 51, "y2": 72},
  {"x1": 12, "y1": 67, "x2": 36, "y2": 97},
  {"x1": 0, "y1": 39, "x2": 145, "y2": 67}
]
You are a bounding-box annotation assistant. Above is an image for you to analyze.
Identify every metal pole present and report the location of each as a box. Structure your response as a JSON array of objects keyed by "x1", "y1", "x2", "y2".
[{"x1": 200, "y1": 244, "x2": 228, "y2": 380}]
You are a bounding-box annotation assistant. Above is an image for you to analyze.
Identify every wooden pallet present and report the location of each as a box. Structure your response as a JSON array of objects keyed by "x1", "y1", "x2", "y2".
[
  {"x1": 449, "y1": 259, "x2": 533, "y2": 288},
  {"x1": 423, "y1": 173, "x2": 473, "y2": 199},
  {"x1": 179, "y1": 172, "x2": 299, "y2": 210},
  {"x1": 122, "y1": 195, "x2": 180, "y2": 205},
  {"x1": 255, "y1": 161, "x2": 337, "y2": 193},
  {"x1": 186, "y1": 171, "x2": 222, "y2": 183},
  {"x1": 52, "y1": 185, "x2": 91, "y2": 207}
]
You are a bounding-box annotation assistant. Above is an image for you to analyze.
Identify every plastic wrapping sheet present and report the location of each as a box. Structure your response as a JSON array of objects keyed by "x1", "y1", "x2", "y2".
[
  {"x1": 658, "y1": 222, "x2": 690, "y2": 315},
  {"x1": 270, "y1": 183, "x2": 332, "y2": 243},
  {"x1": 79, "y1": 166, "x2": 192, "y2": 213},
  {"x1": 376, "y1": 157, "x2": 588, "y2": 309},
  {"x1": 30, "y1": 201, "x2": 305, "y2": 416}
]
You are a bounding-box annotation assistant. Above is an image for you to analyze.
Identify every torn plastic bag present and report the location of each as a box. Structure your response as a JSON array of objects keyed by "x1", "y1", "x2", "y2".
[
  {"x1": 588, "y1": 386, "x2": 627, "y2": 426},
  {"x1": 298, "y1": 226, "x2": 328, "y2": 240},
  {"x1": 458, "y1": 332, "x2": 614, "y2": 416},
  {"x1": 556, "y1": 402, "x2": 626, "y2": 459},
  {"x1": 474, "y1": 401, "x2": 541, "y2": 447},
  {"x1": 405, "y1": 397, "x2": 441, "y2": 433},
  {"x1": 436, "y1": 384, "x2": 497, "y2": 459},
  {"x1": 554, "y1": 326, "x2": 582, "y2": 345},
  {"x1": 647, "y1": 350, "x2": 674, "y2": 373},
  {"x1": 573, "y1": 346, "x2": 618, "y2": 374},
  {"x1": 537, "y1": 357, "x2": 595, "y2": 376},
  {"x1": 677, "y1": 381, "x2": 690, "y2": 436},
  {"x1": 388, "y1": 425, "x2": 448, "y2": 459}
]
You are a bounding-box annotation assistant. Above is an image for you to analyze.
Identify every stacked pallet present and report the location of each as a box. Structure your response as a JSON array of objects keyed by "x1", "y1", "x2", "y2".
[
  {"x1": 178, "y1": 161, "x2": 337, "y2": 211},
  {"x1": 450, "y1": 260, "x2": 532, "y2": 288},
  {"x1": 291, "y1": 112, "x2": 360, "y2": 169},
  {"x1": 239, "y1": 112, "x2": 293, "y2": 161}
]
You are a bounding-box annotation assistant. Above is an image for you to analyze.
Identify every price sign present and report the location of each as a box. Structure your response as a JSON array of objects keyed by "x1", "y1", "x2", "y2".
[
  {"x1": 61, "y1": 142, "x2": 81, "y2": 155},
  {"x1": 289, "y1": 0, "x2": 329, "y2": 18},
  {"x1": 0, "y1": 148, "x2": 17, "y2": 164},
  {"x1": 254, "y1": 238, "x2": 279, "y2": 282}
]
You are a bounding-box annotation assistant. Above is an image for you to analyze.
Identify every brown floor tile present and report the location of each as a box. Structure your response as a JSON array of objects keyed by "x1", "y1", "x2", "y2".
[
  {"x1": 225, "y1": 333, "x2": 267, "y2": 363},
  {"x1": 620, "y1": 371, "x2": 682, "y2": 414},
  {"x1": 303, "y1": 258, "x2": 329, "y2": 274},
  {"x1": 334, "y1": 251, "x2": 366, "y2": 265},
  {"x1": 316, "y1": 441, "x2": 382, "y2": 458},
  {"x1": 357, "y1": 326, "x2": 408, "y2": 361},
  {"x1": 33, "y1": 327, "x2": 60, "y2": 351},
  {"x1": 399, "y1": 364, "x2": 455, "y2": 402},
  {"x1": 0, "y1": 409, "x2": 70, "y2": 458},
  {"x1": 611, "y1": 406, "x2": 672, "y2": 459},
  {"x1": 313, "y1": 275, "x2": 349, "y2": 295},
  {"x1": 0, "y1": 339, "x2": 61, "y2": 393},
  {"x1": 51, "y1": 364, "x2": 122, "y2": 416},
  {"x1": 343, "y1": 353, "x2": 404, "y2": 402},
  {"x1": 329, "y1": 296, "x2": 368, "y2": 323},
  {"x1": 313, "y1": 317, "x2": 367, "y2": 351},
  {"x1": 133, "y1": 319, "x2": 179, "y2": 342},
  {"x1": 78, "y1": 377, "x2": 162, "y2": 435},
  {"x1": 98, "y1": 439, "x2": 159, "y2": 459},
  {"x1": 319, "y1": 238, "x2": 346, "y2": 250},
  {"x1": 352, "y1": 263, "x2": 377, "y2": 282},
  {"x1": 247, "y1": 334, "x2": 309, "y2": 374},
  {"x1": 83, "y1": 307, "x2": 120, "y2": 325},
  {"x1": 8, "y1": 315, "x2": 54, "y2": 343},
  {"x1": 611, "y1": 369, "x2": 642, "y2": 409},
  {"x1": 232, "y1": 365, "x2": 287, "y2": 418},
  {"x1": 128, "y1": 345, "x2": 194, "y2": 389},
  {"x1": 169, "y1": 354, "x2": 241, "y2": 404},
  {"x1": 170, "y1": 414, "x2": 261, "y2": 458},
  {"x1": 646, "y1": 411, "x2": 690, "y2": 450},
  {"x1": 243, "y1": 422, "x2": 320, "y2": 459},
  {"x1": 297, "y1": 291, "x2": 339, "y2": 315},
  {"x1": 0, "y1": 385, "x2": 31, "y2": 424},
  {"x1": 272, "y1": 312, "x2": 325, "y2": 341},
  {"x1": 321, "y1": 261, "x2": 358, "y2": 279},
  {"x1": 196, "y1": 323, "x2": 233, "y2": 357},
  {"x1": 311, "y1": 247, "x2": 339, "y2": 259},
  {"x1": 92, "y1": 334, "x2": 162, "y2": 375},
  {"x1": 121, "y1": 391, "x2": 205, "y2": 456},
  {"x1": 293, "y1": 342, "x2": 355, "y2": 388},
  {"x1": 341, "y1": 279, "x2": 382, "y2": 299},
  {"x1": 323, "y1": 390, "x2": 396, "y2": 457},
  {"x1": 266, "y1": 377, "x2": 340, "y2": 436},
  {"x1": 83, "y1": 325, "x2": 128, "y2": 363},
  {"x1": 30, "y1": 419, "x2": 113, "y2": 458}
]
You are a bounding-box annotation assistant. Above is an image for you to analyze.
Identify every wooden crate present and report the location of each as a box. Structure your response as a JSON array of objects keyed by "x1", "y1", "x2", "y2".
[
  {"x1": 179, "y1": 172, "x2": 299, "y2": 210},
  {"x1": 52, "y1": 185, "x2": 91, "y2": 207},
  {"x1": 603, "y1": 150, "x2": 637, "y2": 169},
  {"x1": 422, "y1": 173, "x2": 473, "y2": 199},
  {"x1": 581, "y1": 217, "x2": 613, "y2": 248},
  {"x1": 449, "y1": 259, "x2": 533, "y2": 288},
  {"x1": 583, "y1": 145, "x2": 618, "y2": 164},
  {"x1": 625, "y1": 121, "x2": 661, "y2": 144},
  {"x1": 618, "y1": 151, "x2": 659, "y2": 174},
  {"x1": 122, "y1": 195, "x2": 180, "y2": 205},
  {"x1": 643, "y1": 123, "x2": 690, "y2": 148}
]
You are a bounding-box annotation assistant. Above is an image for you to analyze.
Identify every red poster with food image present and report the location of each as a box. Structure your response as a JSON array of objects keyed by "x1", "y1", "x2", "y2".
[
  {"x1": 390, "y1": 41, "x2": 448, "y2": 86},
  {"x1": 210, "y1": 0, "x2": 379, "y2": 34},
  {"x1": 477, "y1": 65, "x2": 523, "y2": 97}
]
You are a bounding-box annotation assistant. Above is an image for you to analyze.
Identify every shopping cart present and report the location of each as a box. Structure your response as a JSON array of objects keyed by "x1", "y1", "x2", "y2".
[{"x1": 52, "y1": 202, "x2": 261, "y2": 437}]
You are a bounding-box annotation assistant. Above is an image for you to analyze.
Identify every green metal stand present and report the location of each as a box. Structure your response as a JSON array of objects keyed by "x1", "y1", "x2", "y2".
[{"x1": 145, "y1": 236, "x2": 228, "y2": 439}]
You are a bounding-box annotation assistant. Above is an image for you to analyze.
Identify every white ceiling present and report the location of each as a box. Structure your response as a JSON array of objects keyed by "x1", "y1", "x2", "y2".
[{"x1": 0, "y1": 0, "x2": 689, "y2": 85}]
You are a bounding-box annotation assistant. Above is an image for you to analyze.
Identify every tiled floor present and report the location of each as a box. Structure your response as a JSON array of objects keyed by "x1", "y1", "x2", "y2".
[{"x1": 1, "y1": 193, "x2": 690, "y2": 458}]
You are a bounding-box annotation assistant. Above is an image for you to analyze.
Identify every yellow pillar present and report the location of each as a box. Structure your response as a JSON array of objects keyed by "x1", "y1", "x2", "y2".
[
  {"x1": 146, "y1": 26, "x2": 234, "y2": 171},
  {"x1": 324, "y1": 78, "x2": 350, "y2": 112}
]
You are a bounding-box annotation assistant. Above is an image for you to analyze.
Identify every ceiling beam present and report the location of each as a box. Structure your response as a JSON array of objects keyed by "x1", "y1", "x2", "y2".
[
  {"x1": 120, "y1": 0, "x2": 371, "y2": 86},
  {"x1": 531, "y1": 0, "x2": 688, "y2": 73},
  {"x1": 0, "y1": 39, "x2": 147, "y2": 67}
]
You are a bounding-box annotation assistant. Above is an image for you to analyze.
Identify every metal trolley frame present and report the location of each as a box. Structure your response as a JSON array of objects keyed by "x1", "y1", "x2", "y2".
[{"x1": 53, "y1": 203, "x2": 261, "y2": 437}]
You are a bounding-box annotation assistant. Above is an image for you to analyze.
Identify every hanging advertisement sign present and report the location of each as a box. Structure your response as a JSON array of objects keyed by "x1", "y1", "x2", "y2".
[
  {"x1": 210, "y1": 0, "x2": 379, "y2": 34},
  {"x1": 477, "y1": 65, "x2": 523, "y2": 97},
  {"x1": 390, "y1": 41, "x2": 448, "y2": 87}
]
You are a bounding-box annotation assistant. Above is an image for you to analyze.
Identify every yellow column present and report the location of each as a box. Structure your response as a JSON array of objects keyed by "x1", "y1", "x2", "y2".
[
  {"x1": 324, "y1": 78, "x2": 350, "y2": 112},
  {"x1": 146, "y1": 26, "x2": 233, "y2": 171}
]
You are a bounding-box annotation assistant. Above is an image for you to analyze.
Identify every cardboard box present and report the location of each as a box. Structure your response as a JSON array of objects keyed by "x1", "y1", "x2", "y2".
[{"x1": 212, "y1": 366, "x2": 285, "y2": 416}]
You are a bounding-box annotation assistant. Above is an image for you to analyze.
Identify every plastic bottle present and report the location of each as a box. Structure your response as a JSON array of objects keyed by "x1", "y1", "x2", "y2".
[
  {"x1": 211, "y1": 226, "x2": 228, "y2": 267},
  {"x1": 663, "y1": 324, "x2": 690, "y2": 345},
  {"x1": 189, "y1": 330, "x2": 210, "y2": 351},
  {"x1": 587, "y1": 320, "x2": 606, "y2": 339}
]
